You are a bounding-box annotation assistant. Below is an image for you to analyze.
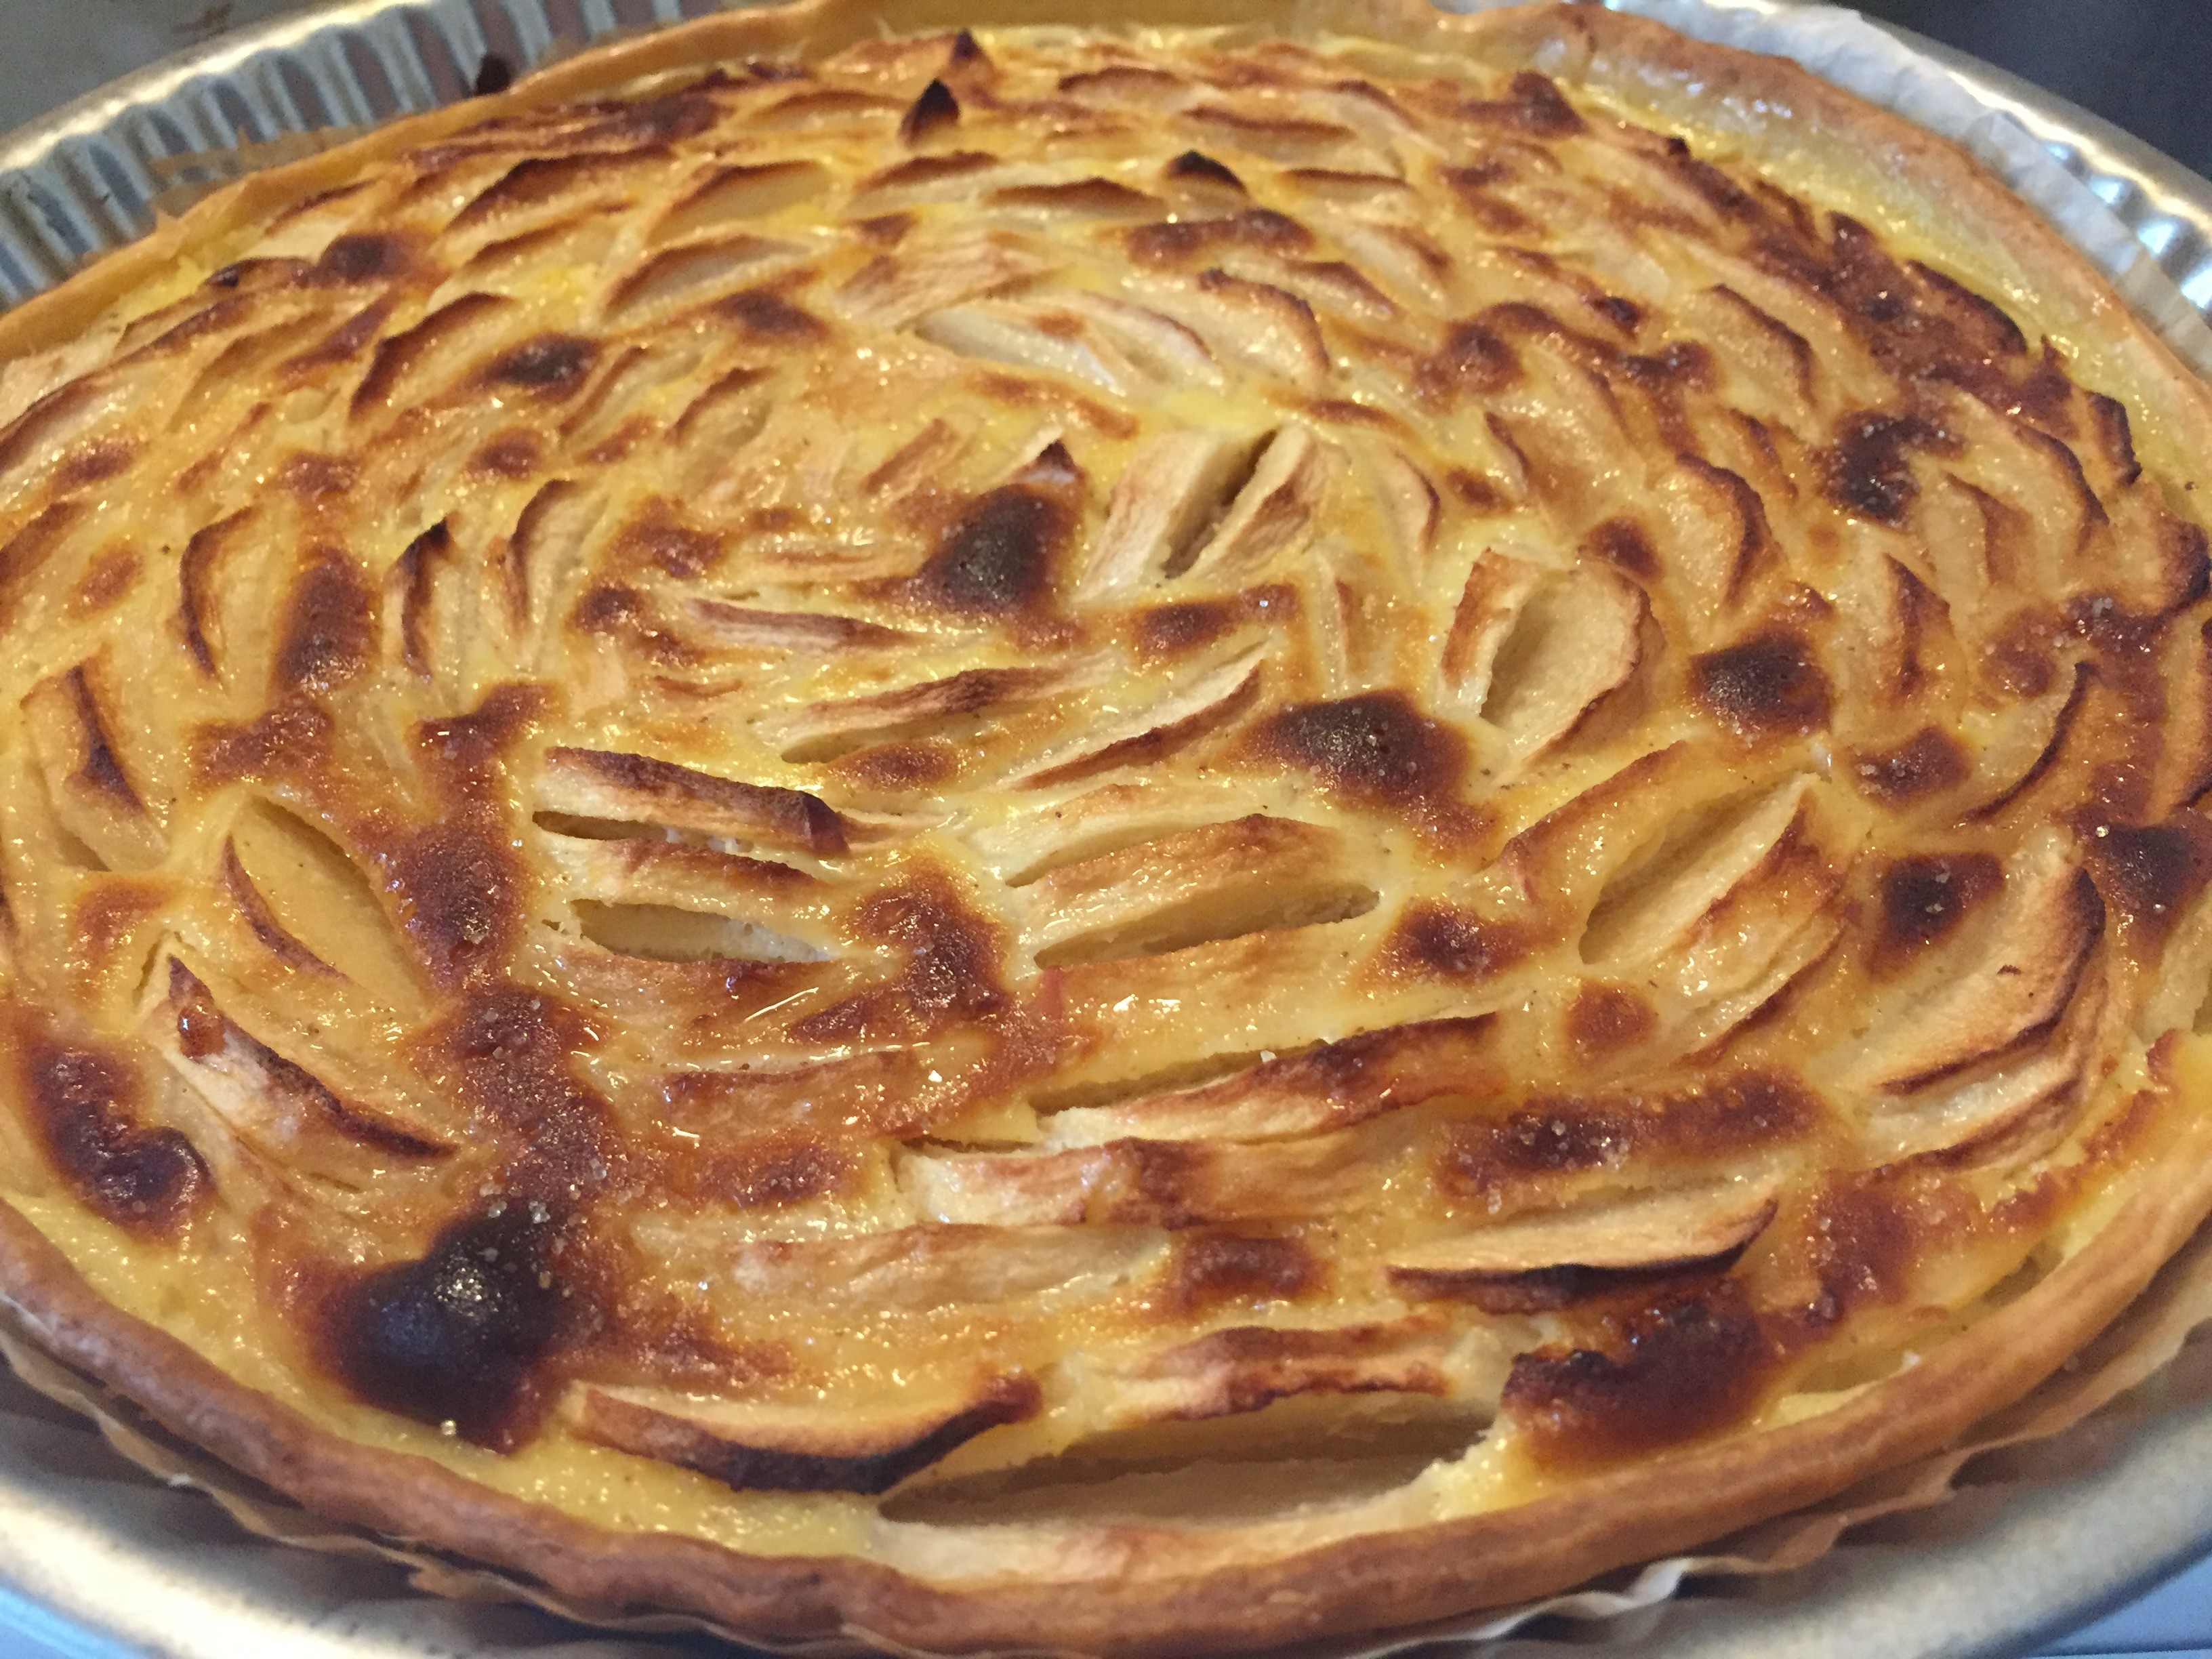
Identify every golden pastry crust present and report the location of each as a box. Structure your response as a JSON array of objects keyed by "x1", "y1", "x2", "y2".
[{"x1": 3, "y1": 2, "x2": 2212, "y2": 1654}]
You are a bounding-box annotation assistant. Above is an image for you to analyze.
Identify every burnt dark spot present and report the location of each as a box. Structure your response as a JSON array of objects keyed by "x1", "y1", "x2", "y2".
[
  {"x1": 483, "y1": 333, "x2": 597, "y2": 398},
  {"x1": 273, "y1": 549, "x2": 375, "y2": 696},
  {"x1": 1086, "y1": 1139, "x2": 1202, "y2": 1231},
  {"x1": 1134, "y1": 598, "x2": 1238, "y2": 658},
  {"x1": 1446, "y1": 469, "x2": 1513, "y2": 515},
  {"x1": 615, "y1": 497, "x2": 723, "y2": 579},
  {"x1": 791, "y1": 877, "x2": 1006, "y2": 1046},
  {"x1": 278, "y1": 452, "x2": 359, "y2": 499},
  {"x1": 325, "y1": 1202, "x2": 575, "y2": 1450},
  {"x1": 1441, "y1": 165, "x2": 1531, "y2": 234},
  {"x1": 684, "y1": 1136, "x2": 855, "y2": 1208},
  {"x1": 68, "y1": 886, "x2": 163, "y2": 983},
  {"x1": 2065, "y1": 590, "x2": 2165, "y2": 662},
  {"x1": 899, "y1": 78, "x2": 960, "y2": 146},
  {"x1": 472, "y1": 52, "x2": 514, "y2": 96},
  {"x1": 1690, "y1": 632, "x2": 1831, "y2": 740},
  {"x1": 1984, "y1": 607, "x2": 2063, "y2": 698},
  {"x1": 67, "y1": 549, "x2": 141, "y2": 619},
  {"x1": 21, "y1": 1031, "x2": 209, "y2": 1237},
  {"x1": 832, "y1": 739, "x2": 960, "y2": 793},
  {"x1": 1662, "y1": 135, "x2": 1762, "y2": 222},
  {"x1": 1591, "y1": 293, "x2": 1643, "y2": 333},
  {"x1": 1126, "y1": 208, "x2": 1311, "y2": 266},
  {"x1": 575, "y1": 583, "x2": 646, "y2": 637},
  {"x1": 418, "y1": 682, "x2": 546, "y2": 772},
  {"x1": 915, "y1": 486, "x2": 1070, "y2": 615},
  {"x1": 279, "y1": 186, "x2": 369, "y2": 235},
  {"x1": 283, "y1": 299, "x2": 394, "y2": 385},
  {"x1": 1795, "y1": 1174, "x2": 1917, "y2": 1331},
  {"x1": 1565, "y1": 983, "x2": 1656, "y2": 1062},
  {"x1": 1826, "y1": 409, "x2": 1941, "y2": 525},
  {"x1": 1583, "y1": 516, "x2": 1658, "y2": 581},
  {"x1": 949, "y1": 28, "x2": 988, "y2": 66},
  {"x1": 867, "y1": 886, "x2": 1004, "y2": 1018},
  {"x1": 437, "y1": 987, "x2": 567, "y2": 1075},
  {"x1": 1904, "y1": 256, "x2": 2028, "y2": 361},
  {"x1": 1481, "y1": 301, "x2": 1623, "y2": 369},
  {"x1": 1448, "y1": 1106, "x2": 1621, "y2": 1187},
  {"x1": 379, "y1": 819, "x2": 520, "y2": 985},
  {"x1": 57, "y1": 436, "x2": 136, "y2": 488},
  {"x1": 1021, "y1": 436, "x2": 1084, "y2": 487},
  {"x1": 1462, "y1": 70, "x2": 1586, "y2": 137},
  {"x1": 167, "y1": 958, "x2": 227, "y2": 1059},
  {"x1": 312, "y1": 232, "x2": 416, "y2": 285},
  {"x1": 1886, "y1": 558, "x2": 1943, "y2": 700},
  {"x1": 422, "y1": 986, "x2": 617, "y2": 1204},
  {"x1": 1501, "y1": 1279, "x2": 1777, "y2": 1465},
  {"x1": 350, "y1": 291, "x2": 511, "y2": 416},
  {"x1": 1145, "y1": 1322, "x2": 1446, "y2": 1415},
  {"x1": 1259, "y1": 1017, "x2": 1493, "y2": 1111},
  {"x1": 1610, "y1": 346, "x2": 1704, "y2": 457},
  {"x1": 2083, "y1": 815, "x2": 2212, "y2": 954},
  {"x1": 1259, "y1": 691, "x2": 1467, "y2": 806},
  {"x1": 1414, "y1": 319, "x2": 1521, "y2": 406},
  {"x1": 1162, "y1": 1234, "x2": 1321, "y2": 1313},
  {"x1": 1868, "y1": 851, "x2": 2002, "y2": 977},
  {"x1": 1851, "y1": 726, "x2": 1970, "y2": 808},
  {"x1": 192, "y1": 699, "x2": 334, "y2": 786},
  {"x1": 468, "y1": 431, "x2": 542, "y2": 480},
  {"x1": 571, "y1": 583, "x2": 695, "y2": 665},
  {"x1": 584, "y1": 92, "x2": 719, "y2": 145},
  {"x1": 1306, "y1": 396, "x2": 1404, "y2": 434},
  {"x1": 1167, "y1": 150, "x2": 1245, "y2": 192},
  {"x1": 1446, "y1": 1073, "x2": 1822, "y2": 1199},
  {"x1": 1382, "y1": 902, "x2": 1526, "y2": 983},
  {"x1": 2088, "y1": 393, "x2": 2141, "y2": 487},
  {"x1": 118, "y1": 295, "x2": 255, "y2": 362},
  {"x1": 60, "y1": 665, "x2": 142, "y2": 811},
  {"x1": 1934, "y1": 344, "x2": 2077, "y2": 434},
  {"x1": 2154, "y1": 517, "x2": 2212, "y2": 617},
  {"x1": 1396, "y1": 1258, "x2": 1743, "y2": 1317},
  {"x1": 0, "y1": 382, "x2": 98, "y2": 485},
  {"x1": 716, "y1": 285, "x2": 827, "y2": 344}
]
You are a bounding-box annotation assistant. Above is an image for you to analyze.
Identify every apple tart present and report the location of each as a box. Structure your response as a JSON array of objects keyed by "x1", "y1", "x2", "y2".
[{"x1": 3, "y1": 0, "x2": 2212, "y2": 1652}]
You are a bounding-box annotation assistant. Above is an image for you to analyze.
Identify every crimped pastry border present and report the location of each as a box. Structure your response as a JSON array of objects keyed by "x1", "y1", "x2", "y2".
[
  {"x1": 8, "y1": 1122, "x2": 2212, "y2": 1656},
  {"x1": 3, "y1": 2, "x2": 2212, "y2": 1654}
]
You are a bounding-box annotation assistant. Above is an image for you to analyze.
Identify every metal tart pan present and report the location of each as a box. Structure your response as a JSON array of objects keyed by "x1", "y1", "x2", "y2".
[{"x1": 1, "y1": 2, "x2": 2211, "y2": 1655}]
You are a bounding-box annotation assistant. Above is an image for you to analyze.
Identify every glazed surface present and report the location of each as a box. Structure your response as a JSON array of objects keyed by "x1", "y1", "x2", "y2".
[{"x1": 1, "y1": 14, "x2": 2210, "y2": 1593}]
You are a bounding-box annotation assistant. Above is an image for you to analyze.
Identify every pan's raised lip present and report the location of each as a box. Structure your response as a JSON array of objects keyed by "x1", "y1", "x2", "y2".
[{"x1": 0, "y1": 1, "x2": 426, "y2": 171}]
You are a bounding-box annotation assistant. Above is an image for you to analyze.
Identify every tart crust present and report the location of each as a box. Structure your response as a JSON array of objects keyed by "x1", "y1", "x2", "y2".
[{"x1": 7, "y1": 1122, "x2": 2212, "y2": 1655}]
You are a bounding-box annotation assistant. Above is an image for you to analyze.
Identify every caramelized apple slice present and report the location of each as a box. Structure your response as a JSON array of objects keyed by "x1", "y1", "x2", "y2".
[
  {"x1": 1387, "y1": 1176, "x2": 1781, "y2": 1309},
  {"x1": 572, "y1": 1372, "x2": 1042, "y2": 1494}
]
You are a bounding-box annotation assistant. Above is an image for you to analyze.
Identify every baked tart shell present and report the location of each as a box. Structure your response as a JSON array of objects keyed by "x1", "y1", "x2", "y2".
[{"x1": 0, "y1": 3, "x2": 2210, "y2": 1654}]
